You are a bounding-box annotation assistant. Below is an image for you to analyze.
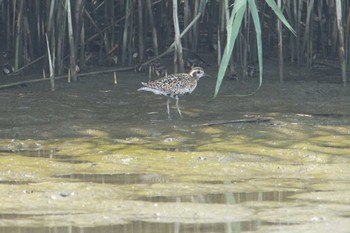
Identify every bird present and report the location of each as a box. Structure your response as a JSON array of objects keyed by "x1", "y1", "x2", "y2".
[{"x1": 138, "y1": 67, "x2": 208, "y2": 118}]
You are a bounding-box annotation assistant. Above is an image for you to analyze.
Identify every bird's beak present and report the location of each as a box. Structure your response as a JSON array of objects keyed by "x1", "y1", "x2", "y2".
[{"x1": 203, "y1": 73, "x2": 211, "y2": 78}]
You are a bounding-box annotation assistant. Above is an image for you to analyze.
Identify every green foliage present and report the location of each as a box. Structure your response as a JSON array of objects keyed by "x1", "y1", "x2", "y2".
[
  {"x1": 265, "y1": 0, "x2": 296, "y2": 35},
  {"x1": 214, "y1": 0, "x2": 246, "y2": 97},
  {"x1": 214, "y1": 0, "x2": 295, "y2": 97}
]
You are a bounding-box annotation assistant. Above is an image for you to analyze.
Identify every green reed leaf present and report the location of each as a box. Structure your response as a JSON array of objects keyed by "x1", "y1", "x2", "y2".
[{"x1": 214, "y1": 0, "x2": 247, "y2": 97}]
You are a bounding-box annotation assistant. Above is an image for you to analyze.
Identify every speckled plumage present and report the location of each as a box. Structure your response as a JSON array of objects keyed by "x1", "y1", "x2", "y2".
[{"x1": 138, "y1": 67, "x2": 208, "y2": 117}]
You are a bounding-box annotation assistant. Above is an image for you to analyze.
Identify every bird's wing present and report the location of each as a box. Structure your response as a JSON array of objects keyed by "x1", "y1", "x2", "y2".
[{"x1": 158, "y1": 74, "x2": 189, "y2": 91}]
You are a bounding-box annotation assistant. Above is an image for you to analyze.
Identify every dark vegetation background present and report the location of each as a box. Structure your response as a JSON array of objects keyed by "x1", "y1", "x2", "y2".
[{"x1": 0, "y1": 0, "x2": 348, "y2": 88}]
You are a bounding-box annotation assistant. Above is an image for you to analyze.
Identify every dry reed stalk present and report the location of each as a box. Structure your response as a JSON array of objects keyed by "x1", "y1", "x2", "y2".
[
  {"x1": 146, "y1": 0, "x2": 158, "y2": 55},
  {"x1": 74, "y1": 0, "x2": 86, "y2": 70},
  {"x1": 45, "y1": 34, "x2": 55, "y2": 91},
  {"x1": 122, "y1": 0, "x2": 130, "y2": 65},
  {"x1": 191, "y1": 0, "x2": 200, "y2": 52},
  {"x1": 66, "y1": 0, "x2": 77, "y2": 81},
  {"x1": 296, "y1": 0, "x2": 303, "y2": 65},
  {"x1": 346, "y1": 7, "x2": 350, "y2": 66},
  {"x1": 335, "y1": 0, "x2": 347, "y2": 86},
  {"x1": 137, "y1": 0, "x2": 144, "y2": 62},
  {"x1": 173, "y1": 0, "x2": 185, "y2": 73},
  {"x1": 14, "y1": 0, "x2": 24, "y2": 71},
  {"x1": 317, "y1": 0, "x2": 326, "y2": 57},
  {"x1": 301, "y1": 0, "x2": 314, "y2": 67},
  {"x1": 57, "y1": 1, "x2": 67, "y2": 75}
]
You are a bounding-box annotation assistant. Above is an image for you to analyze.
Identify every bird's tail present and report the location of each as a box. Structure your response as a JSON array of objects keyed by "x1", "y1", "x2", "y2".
[
  {"x1": 137, "y1": 86, "x2": 164, "y2": 95},
  {"x1": 137, "y1": 86, "x2": 152, "y2": 92}
]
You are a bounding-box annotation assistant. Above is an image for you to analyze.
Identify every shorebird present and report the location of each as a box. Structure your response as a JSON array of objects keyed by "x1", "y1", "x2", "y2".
[{"x1": 138, "y1": 67, "x2": 208, "y2": 118}]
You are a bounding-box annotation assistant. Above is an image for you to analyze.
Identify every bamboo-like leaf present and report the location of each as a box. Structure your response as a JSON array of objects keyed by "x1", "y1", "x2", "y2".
[
  {"x1": 214, "y1": 0, "x2": 246, "y2": 97},
  {"x1": 265, "y1": 0, "x2": 296, "y2": 35},
  {"x1": 214, "y1": 0, "x2": 296, "y2": 97}
]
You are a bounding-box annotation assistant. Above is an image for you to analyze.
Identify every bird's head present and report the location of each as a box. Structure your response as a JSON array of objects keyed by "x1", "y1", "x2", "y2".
[{"x1": 189, "y1": 67, "x2": 210, "y2": 80}]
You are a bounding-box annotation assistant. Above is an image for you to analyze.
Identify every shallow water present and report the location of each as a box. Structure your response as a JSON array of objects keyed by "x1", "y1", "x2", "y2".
[{"x1": 0, "y1": 62, "x2": 350, "y2": 232}]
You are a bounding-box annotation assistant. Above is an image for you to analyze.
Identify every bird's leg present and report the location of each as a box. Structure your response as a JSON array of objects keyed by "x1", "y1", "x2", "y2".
[
  {"x1": 175, "y1": 96, "x2": 182, "y2": 118},
  {"x1": 166, "y1": 98, "x2": 171, "y2": 119}
]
